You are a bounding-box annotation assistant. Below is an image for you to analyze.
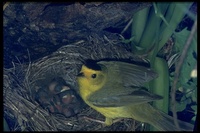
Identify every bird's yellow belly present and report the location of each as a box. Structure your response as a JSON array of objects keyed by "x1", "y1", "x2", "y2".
[
  {"x1": 86, "y1": 100, "x2": 153, "y2": 123},
  {"x1": 87, "y1": 102, "x2": 132, "y2": 119}
]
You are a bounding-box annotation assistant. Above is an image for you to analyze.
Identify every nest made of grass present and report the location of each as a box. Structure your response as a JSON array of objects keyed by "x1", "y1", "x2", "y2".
[{"x1": 3, "y1": 37, "x2": 147, "y2": 131}]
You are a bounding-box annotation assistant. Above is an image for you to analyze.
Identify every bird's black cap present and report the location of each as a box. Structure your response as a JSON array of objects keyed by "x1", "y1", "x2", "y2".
[{"x1": 84, "y1": 59, "x2": 102, "y2": 71}]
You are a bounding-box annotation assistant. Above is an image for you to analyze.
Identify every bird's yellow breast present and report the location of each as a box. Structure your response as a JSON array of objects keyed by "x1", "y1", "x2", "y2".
[
  {"x1": 89, "y1": 104, "x2": 131, "y2": 119},
  {"x1": 78, "y1": 77, "x2": 128, "y2": 119}
]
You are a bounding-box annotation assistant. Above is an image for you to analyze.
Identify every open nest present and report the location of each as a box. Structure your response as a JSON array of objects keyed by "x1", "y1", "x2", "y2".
[{"x1": 3, "y1": 37, "x2": 148, "y2": 131}]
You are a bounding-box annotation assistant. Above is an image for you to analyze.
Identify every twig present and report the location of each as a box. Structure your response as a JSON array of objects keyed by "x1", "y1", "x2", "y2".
[
  {"x1": 121, "y1": 18, "x2": 133, "y2": 34},
  {"x1": 3, "y1": 2, "x2": 10, "y2": 11},
  {"x1": 171, "y1": 18, "x2": 197, "y2": 130}
]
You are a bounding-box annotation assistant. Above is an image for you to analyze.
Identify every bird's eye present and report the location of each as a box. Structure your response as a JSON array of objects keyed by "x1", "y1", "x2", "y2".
[{"x1": 91, "y1": 74, "x2": 96, "y2": 78}]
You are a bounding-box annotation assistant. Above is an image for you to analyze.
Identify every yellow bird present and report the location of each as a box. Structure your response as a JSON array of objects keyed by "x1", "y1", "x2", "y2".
[{"x1": 77, "y1": 60, "x2": 194, "y2": 131}]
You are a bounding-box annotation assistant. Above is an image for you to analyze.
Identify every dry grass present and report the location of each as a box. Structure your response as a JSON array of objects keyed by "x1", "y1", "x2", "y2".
[{"x1": 3, "y1": 38, "x2": 147, "y2": 131}]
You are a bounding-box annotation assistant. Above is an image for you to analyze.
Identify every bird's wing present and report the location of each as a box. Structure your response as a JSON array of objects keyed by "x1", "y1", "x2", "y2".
[
  {"x1": 98, "y1": 61, "x2": 158, "y2": 87},
  {"x1": 88, "y1": 85, "x2": 163, "y2": 107},
  {"x1": 88, "y1": 61, "x2": 161, "y2": 107}
]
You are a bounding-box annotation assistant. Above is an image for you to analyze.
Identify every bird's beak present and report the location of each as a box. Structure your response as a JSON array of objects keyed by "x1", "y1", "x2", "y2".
[{"x1": 77, "y1": 72, "x2": 84, "y2": 77}]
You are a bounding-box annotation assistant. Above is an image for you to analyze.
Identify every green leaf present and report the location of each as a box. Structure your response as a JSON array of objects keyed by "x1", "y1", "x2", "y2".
[{"x1": 176, "y1": 101, "x2": 188, "y2": 111}]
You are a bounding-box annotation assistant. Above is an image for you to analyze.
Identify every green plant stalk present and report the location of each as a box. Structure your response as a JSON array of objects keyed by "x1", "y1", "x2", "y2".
[
  {"x1": 137, "y1": 3, "x2": 169, "y2": 52},
  {"x1": 131, "y1": 7, "x2": 150, "y2": 45},
  {"x1": 131, "y1": 7, "x2": 150, "y2": 53},
  {"x1": 138, "y1": 7, "x2": 159, "y2": 50},
  {"x1": 148, "y1": 3, "x2": 174, "y2": 59},
  {"x1": 150, "y1": 57, "x2": 169, "y2": 131},
  {"x1": 132, "y1": 3, "x2": 169, "y2": 55},
  {"x1": 158, "y1": 3, "x2": 193, "y2": 51},
  {"x1": 154, "y1": 2, "x2": 170, "y2": 26},
  {"x1": 152, "y1": 58, "x2": 169, "y2": 112},
  {"x1": 159, "y1": 3, "x2": 176, "y2": 33}
]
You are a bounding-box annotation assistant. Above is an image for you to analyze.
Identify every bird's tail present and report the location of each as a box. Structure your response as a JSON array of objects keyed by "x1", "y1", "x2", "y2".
[{"x1": 150, "y1": 110, "x2": 194, "y2": 131}]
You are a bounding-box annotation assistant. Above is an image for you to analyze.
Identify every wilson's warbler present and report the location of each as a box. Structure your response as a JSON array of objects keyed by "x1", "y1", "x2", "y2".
[{"x1": 77, "y1": 60, "x2": 194, "y2": 131}]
